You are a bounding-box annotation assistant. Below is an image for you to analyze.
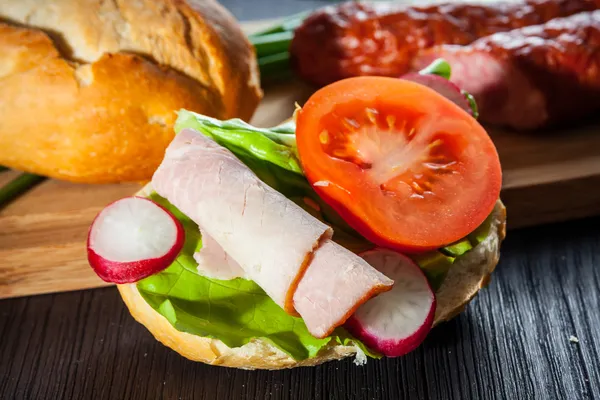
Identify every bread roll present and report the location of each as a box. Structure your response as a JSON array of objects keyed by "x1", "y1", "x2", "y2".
[
  {"x1": 0, "y1": 0, "x2": 262, "y2": 183},
  {"x1": 118, "y1": 183, "x2": 506, "y2": 370}
]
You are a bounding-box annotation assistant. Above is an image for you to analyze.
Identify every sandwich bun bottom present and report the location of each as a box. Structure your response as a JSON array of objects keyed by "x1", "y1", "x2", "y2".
[{"x1": 118, "y1": 188, "x2": 506, "y2": 370}]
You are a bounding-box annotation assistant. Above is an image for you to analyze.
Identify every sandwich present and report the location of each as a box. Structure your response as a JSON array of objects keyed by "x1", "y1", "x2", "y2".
[{"x1": 86, "y1": 61, "x2": 505, "y2": 369}]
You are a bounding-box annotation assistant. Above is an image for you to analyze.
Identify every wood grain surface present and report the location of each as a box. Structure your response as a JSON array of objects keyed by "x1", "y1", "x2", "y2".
[
  {"x1": 1, "y1": 216, "x2": 599, "y2": 399},
  {"x1": 0, "y1": 172, "x2": 142, "y2": 298}
]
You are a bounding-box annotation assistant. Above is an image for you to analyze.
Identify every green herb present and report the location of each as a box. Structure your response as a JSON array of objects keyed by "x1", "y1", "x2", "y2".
[
  {"x1": 251, "y1": 31, "x2": 294, "y2": 59},
  {"x1": 249, "y1": 12, "x2": 308, "y2": 83},
  {"x1": 249, "y1": 11, "x2": 308, "y2": 37},
  {"x1": 0, "y1": 173, "x2": 46, "y2": 209},
  {"x1": 418, "y1": 58, "x2": 452, "y2": 80},
  {"x1": 257, "y1": 52, "x2": 293, "y2": 83},
  {"x1": 462, "y1": 90, "x2": 480, "y2": 119}
]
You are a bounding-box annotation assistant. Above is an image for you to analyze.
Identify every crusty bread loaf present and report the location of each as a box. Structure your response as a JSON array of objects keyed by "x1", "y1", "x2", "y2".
[
  {"x1": 118, "y1": 184, "x2": 506, "y2": 369},
  {"x1": 0, "y1": 0, "x2": 261, "y2": 183}
]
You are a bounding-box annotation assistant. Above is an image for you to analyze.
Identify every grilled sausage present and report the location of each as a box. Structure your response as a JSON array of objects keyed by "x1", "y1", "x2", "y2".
[
  {"x1": 413, "y1": 11, "x2": 600, "y2": 130},
  {"x1": 290, "y1": 0, "x2": 600, "y2": 86}
]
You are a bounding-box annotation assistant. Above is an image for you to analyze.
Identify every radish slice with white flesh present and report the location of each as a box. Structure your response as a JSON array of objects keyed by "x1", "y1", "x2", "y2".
[
  {"x1": 87, "y1": 197, "x2": 184, "y2": 283},
  {"x1": 401, "y1": 73, "x2": 473, "y2": 116},
  {"x1": 345, "y1": 249, "x2": 435, "y2": 357}
]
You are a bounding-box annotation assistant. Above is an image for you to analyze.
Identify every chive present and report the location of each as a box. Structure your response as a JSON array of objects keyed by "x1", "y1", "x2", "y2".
[
  {"x1": 249, "y1": 11, "x2": 308, "y2": 83},
  {"x1": 462, "y1": 90, "x2": 480, "y2": 119},
  {"x1": 258, "y1": 51, "x2": 291, "y2": 78},
  {"x1": 252, "y1": 26, "x2": 285, "y2": 36},
  {"x1": 249, "y1": 11, "x2": 308, "y2": 37},
  {"x1": 419, "y1": 58, "x2": 452, "y2": 80},
  {"x1": 249, "y1": 21, "x2": 286, "y2": 36},
  {"x1": 0, "y1": 173, "x2": 46, "y2": 209},
  {"x1": 251, "y1": 31, "x2": 293, "y2": 59}
]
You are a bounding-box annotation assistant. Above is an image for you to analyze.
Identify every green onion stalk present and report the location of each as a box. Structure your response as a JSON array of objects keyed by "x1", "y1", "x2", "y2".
[
  {"x1": 249, "y1": 11, "x2": 308, "y2": 84},
  {"x1": 0, "y1": 173, "x2": 46, "y2": 209}
]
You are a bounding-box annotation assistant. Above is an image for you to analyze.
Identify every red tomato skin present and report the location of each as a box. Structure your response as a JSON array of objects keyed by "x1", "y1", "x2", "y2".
[{"x1": 296, "y1": 77, "x2": 502, "y2": 253}]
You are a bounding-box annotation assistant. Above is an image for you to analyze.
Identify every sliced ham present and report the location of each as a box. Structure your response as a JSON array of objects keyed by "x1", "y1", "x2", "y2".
[
  {"x1": 153, "y1": 129, "x2": 332, "y2": 313},
  {"x1": 193, "y1": 229, "x2": 246, "y2": 280},
  {"x1": 152, "y1": 128, "x2": 394, "y2": 338},
  {"x1": 293, "y1": 240, "x2": 394, "y2": 338}
]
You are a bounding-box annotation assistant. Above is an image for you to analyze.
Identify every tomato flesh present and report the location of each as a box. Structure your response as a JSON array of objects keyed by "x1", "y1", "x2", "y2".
[{"x1": 296, "y1": 77, "x2": 502, "y2": 253}]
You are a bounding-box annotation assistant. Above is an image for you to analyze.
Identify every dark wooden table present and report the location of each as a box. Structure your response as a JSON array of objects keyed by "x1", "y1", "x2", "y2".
[{"x1": 2, "y1": 1, "x2": 600, "y2": 399}]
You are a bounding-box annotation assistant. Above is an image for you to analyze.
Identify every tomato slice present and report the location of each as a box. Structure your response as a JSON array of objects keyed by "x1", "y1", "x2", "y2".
[{"x1": 296, "y1": 77, "x2": 502, "y2": 253}]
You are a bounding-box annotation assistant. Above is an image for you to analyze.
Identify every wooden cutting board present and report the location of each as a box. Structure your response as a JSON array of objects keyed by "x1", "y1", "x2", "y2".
[{"x1": 1, "y1": 20, "x2": 600, "y2": 299}]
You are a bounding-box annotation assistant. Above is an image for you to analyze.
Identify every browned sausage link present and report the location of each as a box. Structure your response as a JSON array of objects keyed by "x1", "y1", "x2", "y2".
[
  {"x1": 415, "y1": 11, "x2": 600, "y2": 130},
  {"x1": 290, "y1": 0, "x2": 600, "y2": 86}
]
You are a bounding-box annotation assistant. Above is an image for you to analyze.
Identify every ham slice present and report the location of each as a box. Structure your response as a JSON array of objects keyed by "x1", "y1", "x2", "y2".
[
  {"x1": 152, "y1": 129, "x2": 332, "y2": 313},
  {"x1": 193, "y1": 229, "x2": 246, "y2": 280},
  {"x1": 293, "y1": 240, "x2": 394, "y2": 338},
  {"x1": 152, "y1": 129, "x2": 394, "y2": 338}
]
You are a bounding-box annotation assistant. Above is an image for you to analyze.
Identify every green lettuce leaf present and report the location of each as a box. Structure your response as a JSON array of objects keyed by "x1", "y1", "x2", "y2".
[
  {"x1": 175, "y1": 110, "x2": 300, "y2": 173},
  {"x1": 148, "y1": 192, "x2": 202, "y2": 274},
  {"x1": 441, "y1": 238, "x2": 473, "y2": 258},
  {"x1": 138, "y1": 263, "x2": 332, "y2": 360},
  {"x1": 468, "y1": 210, "x2": 495, "y2": 245}
]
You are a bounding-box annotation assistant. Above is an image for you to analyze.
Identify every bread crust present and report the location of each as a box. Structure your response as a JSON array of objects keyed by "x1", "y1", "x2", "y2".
[
  {"x1": 0, "y1": 0, "x2": 261, "y2": 183},
  {"x1": 118, "y1": 185, "x2": 506, "y2": 369}
]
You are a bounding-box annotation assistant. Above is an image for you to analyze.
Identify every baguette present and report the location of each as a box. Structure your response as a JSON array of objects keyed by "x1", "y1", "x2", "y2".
[{"x1": 0, "y1": 0, "x2": 261, "y2": 183}]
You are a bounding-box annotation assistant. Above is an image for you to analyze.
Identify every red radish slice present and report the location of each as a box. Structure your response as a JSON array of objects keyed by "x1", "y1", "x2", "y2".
[
  {"x1": 345, "y1": 249, "x2": 435, "y2": 357},
  {"x1": 401, "y1": 73, "x2": 472, "y2": 115},
  {"x1": 87, "y1": 196, "x2": 184, "y2": 283}
]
